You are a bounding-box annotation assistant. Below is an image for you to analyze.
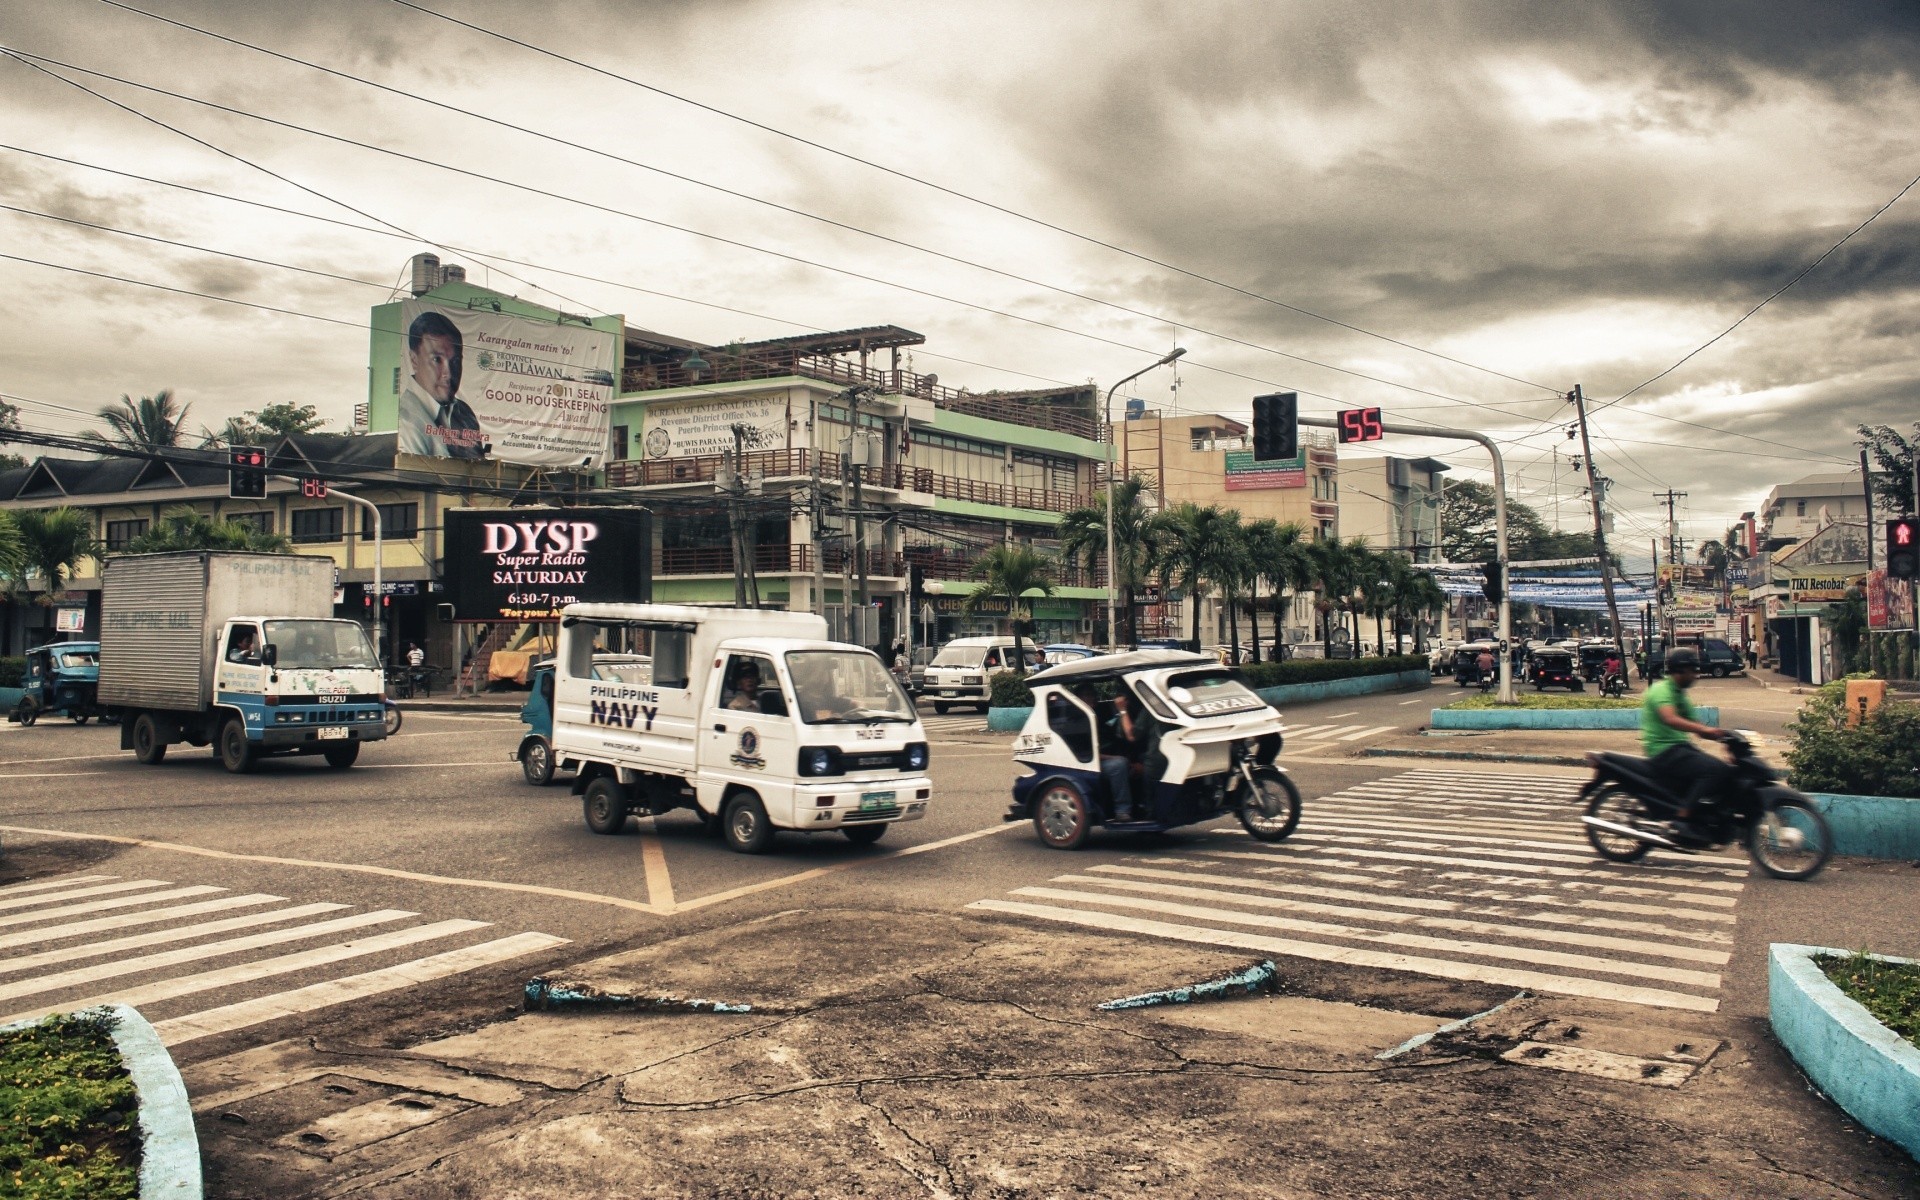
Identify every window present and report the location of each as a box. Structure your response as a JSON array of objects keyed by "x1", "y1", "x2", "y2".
[
  {"x1": 718, "y1": 654, "x2": 784, "y2": 716},
  {"x1": 610, "y1": 425, "x2": 629, "y2": 461},
  {"x1": 290, "y1": 507, "x2": 344, "y2": 543},
  {"x1": 1795, "y1": 500, "x2": 1806, "y2": 516},
  {"x1": 360, "y1": 503, "x2": 419, "y2": 540},
  {"x1": 105, "y1": 519, "x2": 149, "y2": 550},
  {"x1": 223, "y1": 624, "x2": 260, "y2": 664},
  {"x1": 226, "y1": 511, "x2": 273, "y2": 534}
]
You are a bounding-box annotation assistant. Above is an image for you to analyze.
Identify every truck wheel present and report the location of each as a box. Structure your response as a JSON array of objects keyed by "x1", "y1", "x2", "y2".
[
  {"x1": 132, "y1": 714, "x2": 166, "y2": 765},
  {"x1": 218, "y1": 719, "x2": 257, "y2": 774},
  {"x1": 521, "y1": 739, "x2": 555, "y2": 786},
  {"x1": 583, "y1": 777, "x2": 630, "y2": 834},
  {"x1": 933, "y1": 702, "x2": 950, "y2": 715},
  {"x1": 72, "y1": 713, "x2": 90, "y2": 725},
  {"x1": 843, "y1": 823, "x2": 886, "y2": 845},
  {"x1": 722, "y1": 791, "x2": 775, "y2": 854},
  {"x1": 323, "y1": 743, "x2": 360, "y2": 769}
]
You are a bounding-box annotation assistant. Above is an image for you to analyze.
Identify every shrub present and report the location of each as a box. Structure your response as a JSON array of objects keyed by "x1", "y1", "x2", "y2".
[
  {"x1": 989, "y1": 670, "x2": 1033, "y2": 709},
  {"x1": 1785, "y1": 680, "x2": 1920, "y2": 798},
  {"x1": 0, "y1": 656, "x2": 22, "y2": 689},
  {"x1": 1240, "y1": 654, "x2": 1426, "y2": 690},
  {"x1": 1448, "y1": 693, "x2": 1637, "y2": 711}
]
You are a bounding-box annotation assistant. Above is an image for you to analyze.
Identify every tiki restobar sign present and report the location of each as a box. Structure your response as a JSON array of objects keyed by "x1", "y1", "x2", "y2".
[{"x1": 443, "y1": 508, "x2": 651, "y2": 622}]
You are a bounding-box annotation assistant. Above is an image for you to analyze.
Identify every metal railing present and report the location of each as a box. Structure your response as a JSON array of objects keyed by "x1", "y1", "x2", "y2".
[
  {"x1": 607, "y1": 453, "x2": 1092, "y2": 515},
  {"x1": 653, "y1": 544, "x2": 905, "y2": 577}
]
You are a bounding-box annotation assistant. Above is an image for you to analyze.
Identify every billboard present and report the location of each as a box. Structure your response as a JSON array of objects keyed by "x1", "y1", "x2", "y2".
[
  {"x1": 640, "y1": 391, "x2": 790, "y2": 460},
  {"x1": 1223, "y1": 449, "x2": 1305, "y2": 490},
  {"x1": 398, "y1": 301, "x2": 618, "y2": 467},
  {"x1": 1788, "y1": 572, "x2": 1864, "y2": 603},
  {"x1": 443, "y1": 508, "x2": 651, "y2": 623},
  {"x1": 1867, "y1": 567, "x2": 1916, "y2": 632}
]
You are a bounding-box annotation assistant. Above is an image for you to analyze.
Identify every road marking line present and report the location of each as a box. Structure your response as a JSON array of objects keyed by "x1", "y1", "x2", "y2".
[
  {"x1": 152, "y1": 930, "x2": 571, "y2": 1046},
  {"x1": 1071, "y1": 872, "x2": 1419, "y2": 925},
  {"x1": 0, "y1": 903, "x2": 349, "y2": 975},
  {"x1": 1398, "y1": 698, "x2": 1427, "y2": 705},
  {"x1": 1009, "y1": 886, "x2": 1723, "y2": 988},
  {"x1": 1326, "y1": 712, "x2": 1359, "y2": 719},
  {"x1": 1338, "y1": 726, "x2": 1398, "y2": 741},
  {"x1": 356, "y1": 761, "x2": 520, "y2": 770},
  {"x1": 0, "y1": 772, "x2": 114, "y2": 779},
  {"x1": 0, "y1": 825, "x2": 665, "y2": 916},
  {"x1": 1294, "y1": 826, "x2": 1748, "y2": 886},
  {"x1": 0, "y1": 909, "x2": 419, "y2": 1004},
  {"x1": 0, "y1": 919, "x2": 491, "y2": 1027},
  {"x1": 1048, "y1": 876, "x2": 1730, "y2": 964},
  {"x1": 639, "y1": 822, "x2": 675, "y2": 912},
  {"x1": 967, "y1": 900, "x2": 1718, "y2": 1012},
  {"x1": 1297, "y1": 726, "x2": 1366, "y2": 741},
  {"x1": 0, "y1": 879, "x2": 174, "y2": 912},
  {"x1": 1085, "y1": 863, "x2": 1457, "y2": 911},
  {"x1": 671, "y1": 821, "x2": 1025, "y2": 914},
  {"x1": 1284, "y1": 725, "x2": 1332, "y2": 736},
  {"x1": 1272, "y1": 835, "x2": 1750, "y2": 884},
  {"x1": 0, "y1": 895, "x2": 288, "y2": 953},
  {"x1": 0, "y1": 886, "x2": 228, "y2": 930},
  {"x1": 0, "y1": 754, "x2": 127, "y2": 767},
  {"x1": 0, "y1": 874, "x2": 117, "y2": 895}
]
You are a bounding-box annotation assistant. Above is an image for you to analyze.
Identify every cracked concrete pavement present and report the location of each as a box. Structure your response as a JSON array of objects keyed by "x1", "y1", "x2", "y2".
[{"x1": 186, "y1": 908, "x2": 1920, "y2": 1199}]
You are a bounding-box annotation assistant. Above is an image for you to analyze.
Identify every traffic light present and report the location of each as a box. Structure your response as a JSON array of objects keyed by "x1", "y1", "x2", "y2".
[
  {"x1": 1251, "y1": 392, "x2": 1298, "y2": 462},
  {"x1": 1337, "y1": 407, "x2": 1385, "y2": 443},
  {"x1": 228, "y1": 447, "x2": 266, "y2": 498},
  {"x1": 1480, "y1": 561, "x2": 1504, "y2": 604},
  {"x1": 301, "y1": 477, "x2": 329, "y2": 499},
  {"x1": 1890, "y1": 518, "x2": 1920, "y2": 581}
]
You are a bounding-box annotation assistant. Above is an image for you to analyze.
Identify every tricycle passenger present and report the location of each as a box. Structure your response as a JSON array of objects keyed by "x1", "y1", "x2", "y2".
[{"x1": 1069, "y1": 684, "x2": 1139, "y2": 821}]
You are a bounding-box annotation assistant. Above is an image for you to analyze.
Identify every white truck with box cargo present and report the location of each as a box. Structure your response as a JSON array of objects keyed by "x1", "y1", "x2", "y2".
[
  {"x1": 551, "y1": 603, "x2": 932, "y2": 853},
  {"x1": 100, "y1": 552, "x2": 389, "y2": 772}
]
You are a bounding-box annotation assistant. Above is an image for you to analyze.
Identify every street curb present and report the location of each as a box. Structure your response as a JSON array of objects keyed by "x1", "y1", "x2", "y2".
[
  {"x1": 0, "y1": 1005, "x2": 202, "y2": 1198},
  {"x1": 1808, "y1": 793, "x2": 1920, "y2": 861},
  {"x1": 1431, "y1": 706, "x2": 1718, "y2": 731},
  {"x1": 398, "y1": 697, "x2": 523, "y2": 712},
  {"x1": 523, "y1": 977, "x2": 764, "y2": 1014},
  {"x1": 1361, "y1": 747, "x2": 1590, "y2": 768},
  {"x1": 1769, "y1": 944, "x2": 1920, "y2": 1162},
  {"x1": 1095, "y1": 960, "x2": 1278, "y2": 1010}
]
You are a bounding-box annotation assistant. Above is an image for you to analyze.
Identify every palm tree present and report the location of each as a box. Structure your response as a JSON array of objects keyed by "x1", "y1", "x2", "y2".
[
  {"x1": 1400, "y1": 569, "x2": 1449, "y2": 654},
  {"x1": 1696, "y1": 539, "x2": 1728, "y2": 587},
  {"x1": 200, "y1": 415, "x2": 265, "y2": 449},
  {"x1": 0, "y1": 509, "x2": 23, "y2": 586},
  {"x1": 1306, "y1": 536, "x2": 1362, "y2": 657},
  {"x1": 1207, "y1": 511, "x2": 1250, "y2": 661},
  {"x1": 1357, "y1": 549, "x2": 1400, "y2": 656},
  {"x1": 123, "y1": 509, "x2": 291, "y2": 554},
  {"x1": 12, "y1": 508, "x2": 100, "y2": 601},
  {"x1": 1060, "y1": 476, "x2": 1161, "y2": 647},
  {"x1": 966, "y1": 543, "x2": 1055, "y2": 675},
  {"x1": 1242, "y1": 519, "x2": 1311, "y2": 663},
  {"x1": 1156, "y1": 503, "x2": 1238, "y2": 650},
  {"x1": 90, "y1": 390, "x2": 192, "y2": 450}
]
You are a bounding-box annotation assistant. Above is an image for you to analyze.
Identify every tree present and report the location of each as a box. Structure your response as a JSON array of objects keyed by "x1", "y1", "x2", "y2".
[
  {"x1": 1400, "y1": 568, "x2": 1449, "y2": 654},
  {"x1": 11, "y1": 507, "x2": 99, "y2": 601},
  {"x1": 89, "y1": 390, "x2": 192, "y2": 451},
  {"x1": 200, "y1": 415, "x2": 265, "y2": 449},
  {"x1": 1442, "y1": 480, "x2": 1546, "y2": 564},
  {"x1": 0, "y1": 397, "x2": 24, "y2": 472},
  {"x1": 1241, "y1": 519, "x2": 1311, "y2": 663},
  {"x1": 0, "y1": 509, "x2": 22, "y2": 585},
  {"x1": 1306, "y1": 536, "x2": 1364, "y2": 657},
  {"x1": 966, "y1": 543, "x2": 1055, "y2": 675},
  {"x1": 252, "y1": 402, "x2": 326, "y2": 437},
  {"x1": 123, "y1": 509, "x2": 291, "y2": 555},
  {"x1": 1155, "y1": 503, "x2": 1238, "y2": 649},
  {"x1": 1696, "y1": 539, "x2": 1728, "y2": 587},
  {"x1": 1060, "y1": 476, "x2": 1162, "y2": 647},
  {"x1": 1858, "y1": 423, "x2": 1919, "y2": 515}
]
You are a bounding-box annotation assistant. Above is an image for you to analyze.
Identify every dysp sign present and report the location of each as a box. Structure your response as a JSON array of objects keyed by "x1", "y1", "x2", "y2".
[{"x1": 443, "y1": 507, "x2": 651, "y2": 622}]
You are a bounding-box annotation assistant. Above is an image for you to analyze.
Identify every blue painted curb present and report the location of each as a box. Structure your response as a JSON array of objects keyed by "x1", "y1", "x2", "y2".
[
  {"x1": 1432, "y1": 705, "x2": 1718, "y2": 731},
  {"x1": 1769, "y1": 944, "x2": 1920, "y2": 1162},
  {"x1": 0, "y1": 686, "x2": 23, "y2": 712},
  {"x1": 1807, "y1": 793, "x2": 1920, "y2": 861},
  {"x1": 1097, "y1": 960, "x2": 1278, "y2": 1010},
  {"x1": 0, "y1": 1005, "x2": 203, "y2": 1198},
  {"x1": 524, "y1": 977, "x2": 758, "y2": 1014}
]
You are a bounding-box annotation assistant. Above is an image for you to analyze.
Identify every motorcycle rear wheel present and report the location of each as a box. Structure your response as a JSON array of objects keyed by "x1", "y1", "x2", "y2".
[
  {"x1": 1585, "y1": 785, "x2": 1652, "y2": 863},
  {"x1": 1237, "y1": 768, "x2": 1301, "y2": 842},
  {"x1": 1748, "y1": 799, "x2": 1832, "y2": 881}
]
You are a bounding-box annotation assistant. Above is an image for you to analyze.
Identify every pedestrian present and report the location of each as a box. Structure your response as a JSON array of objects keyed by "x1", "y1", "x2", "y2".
[
  {"x1": 406, "y1": 642, "x2": 425, "y2": 669},
  {"x1": 1746, "y1": 646, "x2": 1757, "y2": 671}
]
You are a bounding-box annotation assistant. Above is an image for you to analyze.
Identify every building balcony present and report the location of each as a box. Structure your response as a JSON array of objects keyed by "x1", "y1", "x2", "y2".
[
  {"x1": 656, "y1": 544, "x2": 905, "y2": 578},
  {"x1": 608, "y1": 452, "x2": 1092, "y2": 515}
]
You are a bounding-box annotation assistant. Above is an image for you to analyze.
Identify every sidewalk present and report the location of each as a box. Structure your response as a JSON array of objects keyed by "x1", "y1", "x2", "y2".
[{"x1": 395, "y1": 691, "x2": 525, "y2": 713}]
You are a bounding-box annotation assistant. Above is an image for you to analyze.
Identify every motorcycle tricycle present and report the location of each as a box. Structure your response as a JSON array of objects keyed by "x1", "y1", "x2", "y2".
[{"x1": 9, "y1": 641, "x2": 112, "y2": 727}]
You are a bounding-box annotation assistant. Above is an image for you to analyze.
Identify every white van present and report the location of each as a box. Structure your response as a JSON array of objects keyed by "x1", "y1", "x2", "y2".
[
  {"x1": 921, "y1": 636, "x2": 1043, "y2": 713},
  {"x1": 550, "y1": 604, "x2": 931, "y2": 853}
]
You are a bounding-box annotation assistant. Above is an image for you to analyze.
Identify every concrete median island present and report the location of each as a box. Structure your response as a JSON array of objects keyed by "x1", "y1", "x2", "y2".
[
  {"x1": 1770, "y1": 945, "x2": 1920, "y2": 1162},
  {"x1": 1431, "y1": 705, "x2": 1719, "y2": 731}
]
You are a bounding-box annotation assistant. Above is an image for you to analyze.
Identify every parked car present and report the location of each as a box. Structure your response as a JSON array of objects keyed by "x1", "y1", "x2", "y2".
[
  {"x1": 1677, "y1": 636, "x2": 1745, "y2": 678},
  {"x1": 1040, "y1": 643, "x2": 1101, "y2": 666}
]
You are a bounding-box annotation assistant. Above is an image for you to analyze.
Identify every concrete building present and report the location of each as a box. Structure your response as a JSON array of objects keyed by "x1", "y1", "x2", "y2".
[
  {"x1": 1336, "y1": 455, "x2": 1448, "y2": 561},
  {"x1": 1757, "y1": 470, "x2": 1874, "y2": 550}
]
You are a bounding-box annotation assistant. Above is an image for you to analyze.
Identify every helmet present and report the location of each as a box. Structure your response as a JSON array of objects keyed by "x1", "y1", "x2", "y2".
[{"x1": 1666, "y1": 647, "x2": 1701, "y2": 671}]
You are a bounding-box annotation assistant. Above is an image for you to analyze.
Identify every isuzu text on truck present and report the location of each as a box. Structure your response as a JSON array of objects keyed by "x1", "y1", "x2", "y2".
[
  {"x1": 100, "y1": 551, "x2": 389, "y2": 771},
  {"x1": 551, "y1": 603, "x2": 932, "y2": 853}
]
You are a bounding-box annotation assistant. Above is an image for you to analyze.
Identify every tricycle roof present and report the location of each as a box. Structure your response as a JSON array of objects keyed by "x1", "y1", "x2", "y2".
[{"x1": 1026, "y1": 649, "x2": 1214, "y2": 685}]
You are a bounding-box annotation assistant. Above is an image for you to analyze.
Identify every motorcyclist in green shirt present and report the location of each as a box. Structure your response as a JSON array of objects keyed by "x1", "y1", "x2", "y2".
[{"x1": 1640, "y1": 647, "x2": 1730, "y2": 840}]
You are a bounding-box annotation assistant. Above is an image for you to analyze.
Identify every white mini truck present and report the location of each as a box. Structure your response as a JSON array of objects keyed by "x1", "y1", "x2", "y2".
[{"x1": 550, "y1": 603, "x2": 932, "y2": 853}]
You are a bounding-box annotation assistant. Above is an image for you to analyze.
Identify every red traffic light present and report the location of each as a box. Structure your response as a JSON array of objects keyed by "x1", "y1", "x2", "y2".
[
  {"x1": 1896, "y1": 520, "x2": 1915, "y2": 547},
  {"x1": 1890, "y1": 518, "x2": 1920, "y2": 581}
]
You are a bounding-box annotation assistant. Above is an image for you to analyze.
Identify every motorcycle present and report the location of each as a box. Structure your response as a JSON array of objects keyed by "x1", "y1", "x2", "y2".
[
  {"x1": 1600, "y1": 669, "x2": 1627, "y2": 699},
  {"x1": 1578, "y1": 731, "x2": 1832, "y2": 880}
]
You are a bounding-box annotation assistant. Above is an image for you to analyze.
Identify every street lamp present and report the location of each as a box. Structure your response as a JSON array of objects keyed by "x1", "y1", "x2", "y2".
[{"x1": 1104, "y1": 347, "x2": 1185, "y2": 651}]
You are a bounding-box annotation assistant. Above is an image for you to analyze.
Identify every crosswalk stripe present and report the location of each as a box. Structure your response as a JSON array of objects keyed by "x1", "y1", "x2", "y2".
[
  {"x1": 968, "y1": 900, "x2": 1719, "y2": 1012},
  {"x1": 1296, "y1": 725, "x2": 1366, "y2": 741},
  {"x1": 0, "y1": 874, "x2": 118, "y2": 896},
  {"x1": 152, "y1": 931, "x2": 570, "y2": 1046},
  {"x1": 0, "y1": 909, "x2": 420, "y2": 1005},
  {"x1": 1284, "y1": 725, "x2": 1333, "y2": 736},
  {"x1": 0, "y1": 895, "x2": 287, "y2": 953},
  {"x1": 1338, "y1": 726, "x2": 1398, "y2": 741},
  {"x1": 0, "y1": 886, "x2": 227, "y2": 930},
  {"x1": 1196, "y1": 843, "x2": 1748, "y2": 890},
  {"x1": 2, "y1": 918, "x2": 491, "y2": 1026},
  {"x1": 1085, "y1": 864, "x2": 1457, "y2": 911},
  {"x1": 0, "y1": 903, "x2": 350, "y2": 976},
  {"x1": 0, "y1": 879, "x2": 173, "y2": 913},
  {"x1": 1011, "y1": 886, "x2": 1722, "y2": 988},
  {"x1": 1050, "y1": 875, "x2": 1730, "y2": 964},
  {"x1": 1230, "y1": 850, "x2": 1743, "y2": 903}
]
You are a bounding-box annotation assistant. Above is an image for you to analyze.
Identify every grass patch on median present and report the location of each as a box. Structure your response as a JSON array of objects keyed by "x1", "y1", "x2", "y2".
[
  {"x1": 0, "y1": 1011, "x2": 139, "y2": 1200},
  {"x1": 1447, "y1": 692, "x2": 1639, "y2": 711},
  {"x1": 1819, "y1": 950, "x2": 1920, "y2": 1050}
]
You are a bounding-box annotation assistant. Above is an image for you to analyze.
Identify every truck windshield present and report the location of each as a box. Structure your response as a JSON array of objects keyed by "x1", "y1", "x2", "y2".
[
  {"x1": 929, "y1": 646, "x2": 983, "y2": 668},
  {"x1": 264, "y1": 620, "x2": 380, "y2": 670},
  {"x1": 786, "y1": 651, "x2": 915, "y2": 724},
  {"x1": 1163, "y1": 670, "x2": 1266, "y2": 719}
]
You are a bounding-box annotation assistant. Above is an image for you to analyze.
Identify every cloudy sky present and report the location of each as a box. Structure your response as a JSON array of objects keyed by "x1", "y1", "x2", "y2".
[{"x1": 2, "y1": 0, "x2": 1916, "y2": 553}]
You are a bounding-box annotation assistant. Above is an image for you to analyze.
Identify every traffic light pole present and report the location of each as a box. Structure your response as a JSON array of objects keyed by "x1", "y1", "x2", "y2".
[
  {"x1": 333, "y1": 491, "x2": 383, "y2": 669},
  {"x1": 1300, "y1": 415, "x2": 1515, "y2": 703}
]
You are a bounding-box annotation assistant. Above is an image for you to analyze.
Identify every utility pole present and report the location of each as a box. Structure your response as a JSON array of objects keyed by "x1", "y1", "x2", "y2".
[
  {"x1": 811, "y1": 391, "x2": 827, "y2": 618},
  {"x1": 1569, "y1": 386, "x2": 1627, "y2": 659}
]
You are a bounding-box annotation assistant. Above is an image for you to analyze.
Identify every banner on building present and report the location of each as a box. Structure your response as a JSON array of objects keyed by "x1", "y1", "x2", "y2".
[
  {"x1": 442, "y1": 508, "x2": 651, "y2": 622},
  {"x1": 397, "y1": 301, "x2": 618, "y2": 467},
  {"x1": 1223, "y1": 449, "x2": 1305, "y2": 490},
  {"x1": 1867, "y1": 567, "x2": 1916, "y2": 632},
  {"x1": 640, "y1": 391, "x2": 790, "y2": 460},
  {"x1": 1788, "y1": 572, "x2": 1865, "y2": 603},
  {"x1": 55, "y1": 607, "x2": 86, "y2": 633},
  {"x1": 1671, "y1": 610, "x2": 1726, "y2": 636}
]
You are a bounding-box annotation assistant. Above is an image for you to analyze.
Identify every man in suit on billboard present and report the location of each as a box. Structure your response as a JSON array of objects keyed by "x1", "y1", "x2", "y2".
[{"x1": 398, "y1": 310, "x2": 487, "y2": 460}]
